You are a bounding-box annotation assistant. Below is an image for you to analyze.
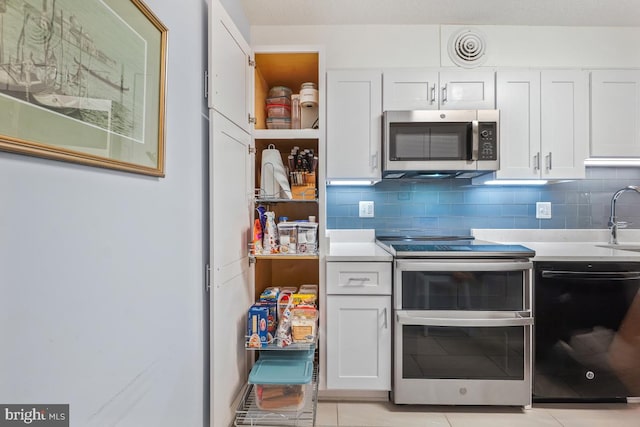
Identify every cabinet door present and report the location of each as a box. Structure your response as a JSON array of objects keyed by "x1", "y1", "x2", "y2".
[
  {"x1": 541, "y1": 70, "x2": 588, "y2": 179},
  {"x1": 209, "y1": 0, "x2": 253, "y2": 133},
  {"x1": 439, "y1": 69, "x2": 495, "y2": 109},
  {"x1": 326, "y1": 295, "x2": 391, "y2": 390},
  {"x1": 327, "y1": 70, "x2": 382, "y2": 180},
  {"x1": 383, "y1": 69, "x2": 439, "y2": 110},
  {"x1": 209, "y1": 111, "x2": 255, "y2": 427},
  {"x1": 591, "y1": 70, "x2": 640, "y2": 157},
  {"x1": 495, "y1": 71, "x2": 541, "y2": 179}
]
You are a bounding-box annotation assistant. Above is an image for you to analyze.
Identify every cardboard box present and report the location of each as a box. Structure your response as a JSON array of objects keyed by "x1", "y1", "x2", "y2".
[{"x1": 247, "y1": 304, "x2": 269, "y2": 348}]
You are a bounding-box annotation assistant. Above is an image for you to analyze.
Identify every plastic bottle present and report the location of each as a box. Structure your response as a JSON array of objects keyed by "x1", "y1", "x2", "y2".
[{"x1": 291, "y1": 94, "x2": 301, "y2": 129}]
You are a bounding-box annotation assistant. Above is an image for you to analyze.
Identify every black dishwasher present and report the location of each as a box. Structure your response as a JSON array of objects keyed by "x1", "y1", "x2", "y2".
[{"x1": 534, "y1": 261, "x2": 640, "y2": 402}]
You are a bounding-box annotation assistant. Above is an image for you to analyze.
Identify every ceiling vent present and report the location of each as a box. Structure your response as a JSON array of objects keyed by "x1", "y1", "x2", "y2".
[{"x1": 448, "y1": 28, "x2": 487, "y2": 68}]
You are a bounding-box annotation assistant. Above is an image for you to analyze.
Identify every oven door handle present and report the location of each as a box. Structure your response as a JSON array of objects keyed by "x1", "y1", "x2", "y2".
[
  {"x1": 395, "y1": 310, "x2": 534, "y2": 327},
  {"x1": 396, "y1": 260, "x2": 533, "y2": 272}
]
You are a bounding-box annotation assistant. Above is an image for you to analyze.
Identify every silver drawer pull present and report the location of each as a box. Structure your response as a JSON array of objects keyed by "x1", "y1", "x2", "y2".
[
  {"x1": 382, "y1": 308, "x2": 388, "y2": 329},
  {"x1": 347, "y1": 277, "x2": 371, "y2": 282}
]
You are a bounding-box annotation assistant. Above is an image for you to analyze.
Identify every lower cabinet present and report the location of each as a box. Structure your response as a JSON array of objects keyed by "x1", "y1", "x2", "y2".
[
  {"x1": 326, "y1": 295, "x2": 391, "y2": 390},
  {"x1": 326, "y1": 261, "x2": 392, "y2": 390}
]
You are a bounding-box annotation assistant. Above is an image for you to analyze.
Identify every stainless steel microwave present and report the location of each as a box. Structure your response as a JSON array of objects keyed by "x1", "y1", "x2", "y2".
[{"x1": 382, "y1": 110, "x2": 499, "y2": 179}]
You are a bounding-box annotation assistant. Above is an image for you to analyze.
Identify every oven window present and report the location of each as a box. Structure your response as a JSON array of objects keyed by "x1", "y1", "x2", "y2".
[
  {"x1": 402, "y1": 325, "x2": 525, "y2": 380},
  {"x1": 389, "y1": 122, "x2": 470, "y2": 160},
  {"x1": 401, "y1": 270, "x2": 525, "y2": 311}
]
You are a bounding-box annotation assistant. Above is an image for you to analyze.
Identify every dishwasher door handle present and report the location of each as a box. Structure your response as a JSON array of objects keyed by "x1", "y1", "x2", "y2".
[{"x1": 541, "y1": 270, "x2": 640, "y2": 280}]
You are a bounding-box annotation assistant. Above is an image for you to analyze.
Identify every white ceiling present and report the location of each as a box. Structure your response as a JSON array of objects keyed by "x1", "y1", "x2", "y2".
[{"x1": 240, "y1": 0, "x2": 640, "y2": 27}]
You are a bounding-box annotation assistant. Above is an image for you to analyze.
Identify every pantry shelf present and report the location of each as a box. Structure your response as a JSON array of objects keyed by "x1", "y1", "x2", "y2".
[
  {"x1": 255, "y1": 198, "x2": 318, "y2": 204},
  {"x1": 254, "y1": 129, "x2": 320, "y2": 140},
  {"x1": 251, "y1": 254, "x2": 319, "y2": 260},
  {"x1": 245, "y1": 337, "x2": 318, "y2": 352},
  {"x1": 234, "y1": 364, "x2": 318, "y2": 427}
]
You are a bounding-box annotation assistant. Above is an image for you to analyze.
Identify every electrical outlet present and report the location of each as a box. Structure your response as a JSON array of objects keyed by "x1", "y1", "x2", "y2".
[
  {"x1": 359, "y1": 201, "x2": 374, "y2": 218},
  {"x1": 536, "y1": 202, "x2": 552, "y2": 219}
]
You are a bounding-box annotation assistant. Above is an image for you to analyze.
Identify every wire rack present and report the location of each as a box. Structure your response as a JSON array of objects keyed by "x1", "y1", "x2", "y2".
[{"x1": 234, "y1": 364, "x2": 319, "y2": 427}]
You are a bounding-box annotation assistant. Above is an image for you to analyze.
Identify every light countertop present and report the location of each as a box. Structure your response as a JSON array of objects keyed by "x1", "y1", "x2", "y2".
[
  {"x1": 472, "y1": 229, "x2": 640, "y2": 262},
  {"x1": 326, "y1": 229, "x2": 393, "y2": 262}
]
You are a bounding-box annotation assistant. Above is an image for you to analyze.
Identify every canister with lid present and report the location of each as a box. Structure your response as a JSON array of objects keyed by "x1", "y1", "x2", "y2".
[{"x1": 299, "y1": 82, "x2": 318, "y2": 108}]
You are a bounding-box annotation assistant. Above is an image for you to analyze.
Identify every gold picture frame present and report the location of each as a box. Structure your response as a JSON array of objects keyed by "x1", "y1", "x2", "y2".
[{"x1": 0, "y1": 0, "x2": 167, "y2": 176}]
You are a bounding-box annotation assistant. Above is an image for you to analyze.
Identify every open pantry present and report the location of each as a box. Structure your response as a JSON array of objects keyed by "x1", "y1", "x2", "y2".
[{"x1": 234, "y1": 47, "x2": 325, "y2": 426}]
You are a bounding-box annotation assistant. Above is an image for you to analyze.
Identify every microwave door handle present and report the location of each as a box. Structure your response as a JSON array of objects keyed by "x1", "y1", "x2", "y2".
[{"x1": 471, "y1": 120, "x2": 479, "y2": 161}]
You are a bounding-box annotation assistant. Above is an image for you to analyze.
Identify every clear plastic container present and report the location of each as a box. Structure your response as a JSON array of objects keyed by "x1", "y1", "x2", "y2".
[
  {"x1": 254, "y1": 384, "x2": 308, "y2": 411},
  {"x1": 268, "y1": 86, "x2": 292, "y2": 99},
  {"x1": 298, "y1": 284, "x2": 318, "y2": 296},
  {"x1": 296, "y1": 222, "x2": 318, "y2": 254},
  {"x1": 291, "y1": 307, "x2": 318, "y2": 343},
  {"x1": 249, "y1": 357, "x2": 312, "y2": 411},
  {"x1": 291, "y1": 94, "x2": 301, "y2": 129},
  {"x1": 266, "y1": 96, "x2": 291, "y2": 106},
  {"x1": 277, "y1": 222, "x2": 298, "y2": 254},
  {"x1": 266, "y1": 104, "x2": 291, "y2": 118},
  {"x1": 266, "y1": 117, "x2": 291, "y2": 129}
]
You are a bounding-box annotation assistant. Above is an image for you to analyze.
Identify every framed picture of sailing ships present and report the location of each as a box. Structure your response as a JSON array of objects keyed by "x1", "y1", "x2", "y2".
[{"x1": 0, "y1": 0, "x2": 167, "y2": 176}]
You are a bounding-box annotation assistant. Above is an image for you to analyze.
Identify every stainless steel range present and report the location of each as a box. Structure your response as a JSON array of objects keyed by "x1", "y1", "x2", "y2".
[{"x1": 377, "y1": 236, "x2": 535, "y2": 407}]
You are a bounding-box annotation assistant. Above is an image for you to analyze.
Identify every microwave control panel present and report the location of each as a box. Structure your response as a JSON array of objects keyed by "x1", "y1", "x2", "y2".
[{"x1": 478, "y1": 122, "x2": 498, "y2": 160}]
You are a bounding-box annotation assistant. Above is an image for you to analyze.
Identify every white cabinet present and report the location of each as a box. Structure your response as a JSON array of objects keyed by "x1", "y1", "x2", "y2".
[
  {"x1": 590, "y1": 70, "x2": 640, "y2": 157},
  {"x1": 326, "y1": 70, "x2": 382, "y2": 181},
  {"x1": 326, "y1": 262, "x2": 391, "y2": 390},
  {"x1": 540, "y1": 70, "x2": 589, "y2": 179},
  {"x1": 208, "y1": 0, "x2": 252, "y2": 133},
  {"x1": 383, "y1": 68, "x2": 495, "y2": 111},
  {"x1": 208, "y1": 2, "x2": 254, "y2": 426},
  {"x1": 496, "y1": 70, "x2": 588, "y2": 180}
]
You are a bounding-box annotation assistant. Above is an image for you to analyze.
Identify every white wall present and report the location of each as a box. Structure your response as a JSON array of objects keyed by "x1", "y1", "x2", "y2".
[
  {"x1": 0, "y1": 0, "x2": 209, "y2": 426},
  {"x1": 251, "y1": 24, "x2": 640, "y2": 68}
]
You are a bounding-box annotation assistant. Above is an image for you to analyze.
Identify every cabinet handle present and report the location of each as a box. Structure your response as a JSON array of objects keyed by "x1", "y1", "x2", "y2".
[
  {"x1": 430, "y1": 84, "x2": 436, "y2": 104},
  {"x1": 382, "y1": 308, "x2": 388, "y2": 329},
  {"x1": 546, "y1": 152, "x2": 552, "y2": 170},
  {"x1": 347, "y1": 277, "x2": 371, "y2": 282},
  {"x1": 442, "y1": 84, "x2": 448, "y2": 103},
  {"x1": 533, "y1": 153, "x2": 540, "y2": 171}
]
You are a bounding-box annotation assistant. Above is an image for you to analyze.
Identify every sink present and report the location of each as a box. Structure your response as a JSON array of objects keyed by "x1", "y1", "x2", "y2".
[{"x1": 595, "y1": 243, "x2": 640, "y2": 252}]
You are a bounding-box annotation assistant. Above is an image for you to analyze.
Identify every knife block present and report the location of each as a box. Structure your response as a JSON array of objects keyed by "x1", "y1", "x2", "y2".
[{"x1": 291, "y1": 172, "x2": 316, "y2": 200}]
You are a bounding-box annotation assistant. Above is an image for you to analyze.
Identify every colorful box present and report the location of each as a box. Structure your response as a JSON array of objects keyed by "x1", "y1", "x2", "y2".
[{"x1": 247, "y1": 304, "x2": 269, "y2": 348}]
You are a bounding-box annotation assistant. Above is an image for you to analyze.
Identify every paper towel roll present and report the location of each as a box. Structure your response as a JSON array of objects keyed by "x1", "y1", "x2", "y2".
[{"x1": 260, "y1": 145, "x2": 292, "y2": 199}]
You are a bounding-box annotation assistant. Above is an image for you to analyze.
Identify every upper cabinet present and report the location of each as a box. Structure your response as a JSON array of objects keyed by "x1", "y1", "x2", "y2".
[
  {"x1": 540, "y1": 70, "x2": 589, "y2": 179},
  {"x1": 208, "y1": 0, "x2": 253, "y2": 133},
  {"x1": 253, "y1": 48, "x2": 323, "y2": 140},
  {"x1": 590, "y1": 70, "x2": 640, "y2": 158},
  {"x1": 496, "y1": 70, "x2": 588, "y2": 180},
  {"x1": 383, "y1": 69, "x2": 495, "y2": 111},
  {"x1": 327, "y1": 69, "x2": 382, "y2": 181}
]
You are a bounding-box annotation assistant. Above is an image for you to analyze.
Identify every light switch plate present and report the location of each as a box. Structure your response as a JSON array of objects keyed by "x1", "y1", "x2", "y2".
[
  {"x1": 536, "y1": 202, "x2": 552, "y2": 219},
  {"x1": 359, "y1": 201, "x2": 374, "y2": 218}
]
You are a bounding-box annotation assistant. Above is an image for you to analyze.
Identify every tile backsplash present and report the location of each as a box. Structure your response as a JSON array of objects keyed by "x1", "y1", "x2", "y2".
[{"x1": 326, "y1": 167, "x2": 640, "y2": 235}]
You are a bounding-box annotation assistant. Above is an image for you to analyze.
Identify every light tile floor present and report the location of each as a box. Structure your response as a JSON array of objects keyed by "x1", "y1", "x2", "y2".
[{"x1": 315, "y1": 401, "x2": 640, "y2": 427}]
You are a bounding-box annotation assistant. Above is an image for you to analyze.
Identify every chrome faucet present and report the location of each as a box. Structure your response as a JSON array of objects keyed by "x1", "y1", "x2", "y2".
[{"x1": 608, "y1": 185, "x2": 640, "y2": 244}]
